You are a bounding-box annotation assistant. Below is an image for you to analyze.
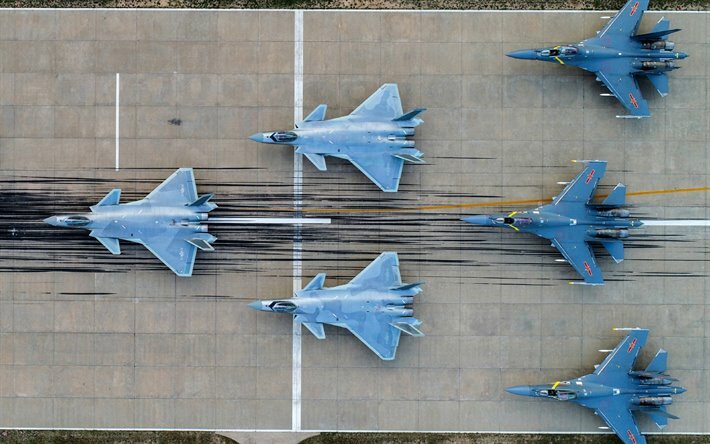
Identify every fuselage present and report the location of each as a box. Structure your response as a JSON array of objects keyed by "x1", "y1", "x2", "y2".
[
  {"x1": 468, "y1": 204, "x2": 643, "y2": 242},
  {"x1": 249, "y1": 116, "x2": 422, "y2": 157},
  {"x1": 250, "y1": 284, "x2": 421, "y2": 325},
  {"x1": 509, "y1": 375, "x2": 686, "y2": 410},
  {"x1": 44, "y1": 201, "x2": 210, "y2": 243},
  {"x1": 508, "y1": 40, "x2": 688, "y2": 75}
]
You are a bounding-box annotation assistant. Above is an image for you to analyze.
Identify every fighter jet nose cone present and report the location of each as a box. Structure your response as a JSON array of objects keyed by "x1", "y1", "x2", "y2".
[
  {"x1": 462, "y1": 215, "x2": 490, "y2": 226},
  {"x1": 676, "y1": 387, "x2": 687, "y2": 394},
  {"x1": 679, "y1": 52, "x2": 689, "y2": 59},
  {"x1": 505, "y1": 385, "x2": 533, "y2": 397},
  {"x1": 247, "y1": 301, "x2": 264, "y2": 311},
  {"x1": 248, "y1": 133, "x2": 265, "y2": 143},
  {"x1": 43, "y1": 216, "x2": 59, "y2": 226},
  {"x1": 506, "y1": 49, "x2": 537, "y2": 60}
]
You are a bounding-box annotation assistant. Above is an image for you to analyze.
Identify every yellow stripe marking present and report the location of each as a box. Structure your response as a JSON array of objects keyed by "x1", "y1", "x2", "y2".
[
  {"x1": 552, "y1": 381, "x2": 561, "y2": 389},
  {"x1": 508, "y1": 224, "x2": 520, "y2": 232},
  {"x1": 508, "y1": 211, "x2": 518, "y2": 217},
  {"x1": 554, "y1": 56, "x2": 565, "y2": 65},
  {"x1": 240, "y1": 186, "x2": 710, "y2": 215}
]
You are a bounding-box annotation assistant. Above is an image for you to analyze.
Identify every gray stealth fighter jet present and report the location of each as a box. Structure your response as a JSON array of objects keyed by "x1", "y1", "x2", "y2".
[
  {"x1": 507, "y1": 0, "x2": 688, "y2": 118},
  {"x1": 506, "y1": 328, "x2": 686, "y2": 444},
  {"x1": 44, "y1": 168, "x2": 216, "y2": 277},
  {"x1": 249, "y1": 83, "x2": 426, "y2": 192},
  {"x1": 249, "y1": 252, "x2": 424, "y2": 360}
]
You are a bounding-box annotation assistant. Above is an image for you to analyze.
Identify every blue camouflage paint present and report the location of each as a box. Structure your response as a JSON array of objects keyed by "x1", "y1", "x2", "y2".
[
  {"x1": 506, "y1": 328, "x2": 686, "y2": 444},
  {"x1": 507, "y1": 0, "x2": 688, "y2": 118},
  {"x1": 463, "y1": 160, "x2": 643, "y2": 285}
]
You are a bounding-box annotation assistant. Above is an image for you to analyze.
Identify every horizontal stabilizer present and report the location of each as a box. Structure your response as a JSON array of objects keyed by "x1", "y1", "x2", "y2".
[
  {"x1": 302, "y1": 321, "x2": 326, "y2": 339},
  {"x1": 94, "y1": 189, "x2": 121, "y2": 208},
  {"x1": 302, "y1": 273, "x2": 326, "y2": 292},
  {"x1": 647, "y1": 73, "x2": 669, "y2": 97},
  {"x1": 393, "y1": 108, "x2": 426, "y2": 122},
  {"x1": 187, "y1": 237, "x2": 215, "y2": 251},
  {"x1": 303, "y1": 104, "x2": 327, "y2": 122},
  {"x1": 633, "y1": 28, "x2": 681, "y2": 42},
  {"x1": 645, "y1": 349, "x2": 668, "y2": 373},
  {"x1": 391, "y1": 282, "x2": 424, "y2": 291},
  {"x1": 393, "y1": 152, "x2": 425, "y2": 164},
  {"x1": 639, "y1": 406, "x2": 678, "y2": 429},
  {"x1": 304, "y1": 153, "x2": 327, "y2": 171},
  {"x1": 91, "y1": 233, "x2": 121, "y2": 255},
  {"x1": 602, "y1": 183, "x2": 627, "y2": 206},
  {"x1": 391, "y1": 318, "x2": 424, "y2": 337},
  {"x1": 601, "y1": 240, "x2": 624, "y2": 263},
  {"x1": 189, "y1": 193, "x2": 214, "y2": 207}
]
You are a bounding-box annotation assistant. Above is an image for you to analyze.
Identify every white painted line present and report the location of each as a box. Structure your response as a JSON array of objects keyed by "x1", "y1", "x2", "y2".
[
  {"x1": 115, "y1": 72, "x2": 120, "y2": 172},
  {"x1": 642, "y1": 220, "x2": 710, "y2": 226},
  {"x1": 208, "y1": 217, "x2": 330, "y2": 224},
  {"x1": 292, "y1": 8, "x2": 304, "y2": 434},
  {"x1": 2, "y1": 427, "x2": 709, "y2": 435}
]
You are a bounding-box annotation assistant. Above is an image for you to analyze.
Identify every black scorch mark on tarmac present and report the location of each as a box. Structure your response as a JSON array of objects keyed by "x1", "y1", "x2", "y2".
[{"x1": 0, "y1": 170, "x2": 706, "y2": 287}]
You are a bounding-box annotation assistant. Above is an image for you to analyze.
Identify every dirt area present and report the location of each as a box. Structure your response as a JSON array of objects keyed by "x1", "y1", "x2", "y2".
[
  {"x1": 0, "y1": 0, "x2": 706, "y2": 10},
  {"x1": 0, "y1": 430, "x2": 235, "y2": 444}
]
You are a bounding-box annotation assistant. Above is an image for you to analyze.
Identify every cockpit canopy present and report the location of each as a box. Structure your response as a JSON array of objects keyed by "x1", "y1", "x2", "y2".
[
  {"x1": 541, "y1": 46, "x2": 578, "y2": 57},
  {"x1": 64, "y1": 216, "x2": 90, "y2": 227},
  {"x1": 270, "y1": 131, "x2": 298, "y2": 143},
  {"x1": 536, "y1": 388, "x2": 577, "y2": 401},
  {"x1": 269, "y1": 301, "x2": 297, "y2": 313},
  {"x1": 495, "y1": 217, "x2": 533, "y2": 226}
]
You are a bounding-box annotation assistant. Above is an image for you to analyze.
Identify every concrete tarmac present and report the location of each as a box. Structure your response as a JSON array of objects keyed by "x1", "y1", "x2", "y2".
[{"x1": 0, "y1": 8, "x2": 708, "y2": 435}]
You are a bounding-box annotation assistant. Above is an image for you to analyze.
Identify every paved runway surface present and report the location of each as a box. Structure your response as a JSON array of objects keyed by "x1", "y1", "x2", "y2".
[{"x1": 0, "y1": 8, "x2": 708, "y2": 433}]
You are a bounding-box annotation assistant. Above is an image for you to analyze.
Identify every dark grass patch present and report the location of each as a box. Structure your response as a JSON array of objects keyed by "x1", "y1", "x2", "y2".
[
  {"x1": 0, "y1": 431, "x2": 235, "y2": 444},
  {"x1": 303, "y1": 434, "x2": 710, "y2": 444}
]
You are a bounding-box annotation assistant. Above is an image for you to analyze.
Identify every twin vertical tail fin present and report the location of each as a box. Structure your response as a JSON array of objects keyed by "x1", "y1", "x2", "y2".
[
  {"x1": 647, "y1": 73, "x2": 669, "y2": 97},
  {"x1": 187, "y1": 233, "x2": 217, "y2": 251},
  {"x1": 390, "y1": 317, "x2": 424, "y2": 337},
  {"x1": 188, "y1": 194, "x2": 218, "y2": 212},
  {"x1": 601, "y1": 184, "x2": 627, "y2": 207},
  {"x1": 632, "y1": 18, "x2": 681, "y2": 42},
  {"x1": 645, "y1": 349, "x2": 668, "y2": 373},
  {"x1": 392, "y1": 108, "x2": 426, "y2": 124}
]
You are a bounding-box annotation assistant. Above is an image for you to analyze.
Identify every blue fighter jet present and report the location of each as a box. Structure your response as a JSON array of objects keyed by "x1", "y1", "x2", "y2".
[
  {"x1": 248, "y1": 252, "x2": 424, "y2": 360},
  {"x1": 44, "y1": 168, "x2": 216, "y2": 277},
  {"x1": 249, "y1": 83, "x2": 426, "y2": 192},
  {"x1": 462, "y1": 160, "x2": 643, "y2": 285},
  {"x1": 506, "y1": 328, "x2": 686, "y2": 444},
  {"x1": 507, "y1": 0, "x2": 688, "y2": 118}
]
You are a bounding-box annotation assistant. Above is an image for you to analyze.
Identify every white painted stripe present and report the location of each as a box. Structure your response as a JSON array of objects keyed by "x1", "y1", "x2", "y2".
[
  {"x1": 292, "y1": 8, "x2": 304, "y2": 434},
  {"x1": 641, "y1": 220, "x2": 710, "y2": 226},
  {"x1": 115, "y1": 72, "x2": 120, "y2": 172},
  {"x1": 1, "y1": 428, "x2": 708, "y2": 435},
  {"x1": 208, "y1": 217, "x2": 330, "y2": 224}
]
